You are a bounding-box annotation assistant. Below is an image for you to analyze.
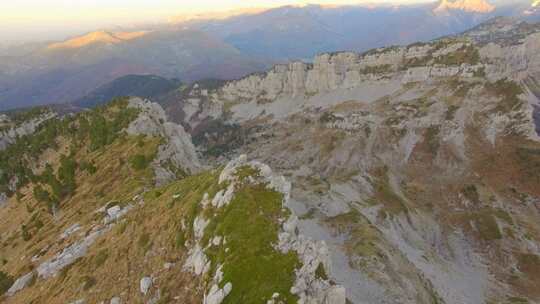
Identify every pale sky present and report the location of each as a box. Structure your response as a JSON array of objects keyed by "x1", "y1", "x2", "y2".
[{"x1": 0, "y1": 0, "x2": 436, "y2": 43}]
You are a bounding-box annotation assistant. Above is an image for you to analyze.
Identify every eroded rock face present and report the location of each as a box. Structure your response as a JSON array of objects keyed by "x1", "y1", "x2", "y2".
[
  {"x1": 127, "y1": 98, "x2": 201, "y2": 185},
  {"x1": 170, "y1": 20, "x2": 540, "y2": 304},
  {"x1": 221, "y1": 155, "x2": 346, "y2": 304},
  {"x1": 0, "y1": 111, "x2": 56, "y2": 150},
  {"x1": 217, "y1": 48, "x2": 481, "y2": 105},
  {"x1": 36, "y1": 228, "x2": 107, "y2": 279}
]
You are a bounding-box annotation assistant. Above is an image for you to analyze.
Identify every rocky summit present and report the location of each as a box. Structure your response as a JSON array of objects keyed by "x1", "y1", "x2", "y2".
[{"x1": 1, "y1": 16, "x2": 540, "y2": 304}]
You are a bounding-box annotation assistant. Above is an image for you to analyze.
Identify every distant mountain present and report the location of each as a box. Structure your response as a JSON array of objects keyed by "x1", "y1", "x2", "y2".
[
  {"x1": 46, "y1": 31, "x2": 150, "y2": 50},
  {"x1": 0, "y1": 0, "x2": 537, "y2": 111},
  {"x1": 3, "y1": 17, "x2": 540, "y2": 304},
  {"x1": 72, "y1": 74, "x2": 181, "y2": 109},
  {"x1": 433, "y1": 0, "x2": 495, "y2": 13},
  {"x1": 184, "y1": 1, "x2": 531, "y2": 62},
  {"x1": 0, "y1": 29, "x2": 265, "y2": 110}
]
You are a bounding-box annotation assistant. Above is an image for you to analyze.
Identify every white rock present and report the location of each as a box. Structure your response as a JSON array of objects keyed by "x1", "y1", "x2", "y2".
[
  {"x1": 107, "y1": 206, "x2": 121, "y2": 218},
  {"x1": 140, "y1": 276, "x2": 153, "y2": 295},
  {"x1": 164, "y1": 262, "x2": 175, "y2": 270},
  {"x1": 204, "y1": 282, "x2": 232, "y2": 304},
  {"x1": 193, "y1": 216, "x2": 209, "y2": 241},
  {"x1": 60, "y1": 223, "x2": 81, "y2": 240},
  {"x1": 212, "y1": 236, "x2": 222, "y2": 246},
  {"x1": 183, "y1": 244, "x2": 210, "y2": 276},
  {"x1": 0, "y1": 192, "x2": 8, "y2": 208},
  {"x1": 0, "y1": 111, "x2": 56, "y2": 151},
  {"x1": 110, "y1": 296, "x2": 121, "y2": 304},
  {"x1": 127, "y1": 98, "x2": 201, "y2": 185},
  {"x1": 37, "y1": 228, "x2": 107, "y2": 278},
  {"x1": 6, "y1": 272, "x2": 35, "y2": 296}
]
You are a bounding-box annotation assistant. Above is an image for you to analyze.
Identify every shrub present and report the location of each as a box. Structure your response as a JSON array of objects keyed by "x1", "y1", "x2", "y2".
[
  {"x1": 81, "y1": 275, "x2": 96, "y2": 290},
  {"x1": 425, "y1": 126, "x2": 441, "y2": 154},
  {"x1": 138, "y1": 232, "x2": 152, "y2": 252},
  {"x1": 462, "y1": 184, "x2": 480, "y2": 204},
  {"x1": 21, "y1": 225, "x2": 32, "y2": 241},
  {"x1": 315, "y1": 263, "x2": 328, "y2": 280},
  {"x1": 80, "y1": 161, "x2": 97, "y2": 175},
  {"x1": 129, "y1": 154, "x2": 151, "y2": 171},
  {"x1": 57, "y1": 155, "x2": 77, "y2": 198},
  {"x1": 94, "y1": 249, "x2": 109, "y2": 269},
  {"x1": 0, "y1": 271, "x2": 14, "y2": 296}
]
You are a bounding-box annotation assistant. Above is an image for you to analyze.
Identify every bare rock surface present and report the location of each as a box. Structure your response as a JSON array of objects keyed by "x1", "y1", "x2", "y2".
[{"x1": 127, "y1": 97, "x2": 201, "y2": 184}]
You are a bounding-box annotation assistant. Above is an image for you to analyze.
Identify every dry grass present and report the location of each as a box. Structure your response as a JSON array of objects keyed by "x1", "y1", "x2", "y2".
[{"x1": 0, "y1": 135, "x2": 178, "y2": 304}]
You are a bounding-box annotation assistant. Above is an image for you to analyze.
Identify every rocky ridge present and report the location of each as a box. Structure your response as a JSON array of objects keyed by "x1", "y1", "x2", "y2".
[
  {"x1": 0, "y1": 111, "x2": 56, "y2": 151},
  {"x1": 2, "y1": 18, "x2": 540, "y2": 304},
  {"x1": 183, "y1": 155, "x2": 345, "y2": 304},
  {"x1": 178, "y1": 20, "x2": 540, "y2": 130},
  {"x1": 165, "y1": 18, "x2": 540, "y2": 304},
  {"x1": 126, "y1": 98, "x2": 201, "y2": 185}
]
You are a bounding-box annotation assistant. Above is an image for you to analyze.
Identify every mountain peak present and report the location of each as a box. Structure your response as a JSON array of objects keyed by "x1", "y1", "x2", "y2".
[
  {"x1": 434, "y1": 0, "x2": 495, "y2": 14},
  {"x1": 47, "y1": 30, "x2": 149, "y2": 50}
]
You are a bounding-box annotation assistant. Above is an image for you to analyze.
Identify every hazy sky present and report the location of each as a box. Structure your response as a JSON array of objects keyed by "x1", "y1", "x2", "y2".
[{"x1": 0, "y1": 0, "x2": 435, "y2": 43}]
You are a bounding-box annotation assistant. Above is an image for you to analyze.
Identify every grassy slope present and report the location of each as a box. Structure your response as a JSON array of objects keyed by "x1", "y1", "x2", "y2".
[{"x1": 2, "y1": 136, "x2": 300, "y2": 304}]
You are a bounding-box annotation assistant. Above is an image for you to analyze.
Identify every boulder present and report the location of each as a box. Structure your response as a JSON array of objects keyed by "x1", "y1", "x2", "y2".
[
  {"x1": 7, "y1": 272, "x2": 35, "y2": 296},
  {"x1": 140, "y1": 276, "x2": 153, "y2": 295},
  {"x1": 110, "y1": 296, "x2": 121, "y2": 304},
  {"x1": 107, "y1": 206, "x2": 121, "y2": 218},
  {"x1": 127, "y1": 98, "x2": 201, "y2": 185},
  {"x1": 204, "y1": 282, "x2": 232, "y2": 304}
]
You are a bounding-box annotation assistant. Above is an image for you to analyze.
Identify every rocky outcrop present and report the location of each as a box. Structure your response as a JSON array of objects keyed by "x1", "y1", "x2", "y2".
[
  {"x1": 204, "y1": 265, "x2": 232, "y2": 304},
  {"x1": 217, "y1": 47, "x2": 481, "y2": 104},
  {"x1": 0, "y1": 111, "x2": 56, "y2": 150},
  {"x1": 127, "y1": 98, "x2": 201, "y2": 185},
  {"x1": 219, "y1": 155, "x2": 346, "y2": 304},
  {"x1": 8, "y1": 197, "x2": 141, "y2": 297},
  {"x1": 36, "y1": 228, "x2": 107, "y2": 279},
  {"x1": 140, "y1": 276, "x2": 153, "y2": 295},
  {"x1": 6, "y1": 272, "x2": 35, "y2": 296},
  {"x1": 175, "y1": 21, "x2": 540, "y2": 131}
]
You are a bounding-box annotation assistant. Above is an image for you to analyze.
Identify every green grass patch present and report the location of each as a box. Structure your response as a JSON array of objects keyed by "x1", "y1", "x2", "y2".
[
  {"x1": 315, "y1": 263, "x2": 328, "y2": 280},
  {"x1": 475, "y1": 212, "x2": 502, "y2": 241},
  {"x1": 425, "y1": 126, "x2": 441, "y2": 155},
  {"x1": 486, "y1": 79, "x2": 524, "y2": 113},
  {"x1": 129, "y1": 154, "x2": 152, "y2": 171},
  {"x1": 462, "y1": 184, "x2": 480, "y2": 204},
  {"x1": 327, "y1": 210, "x2": 381, "y2": 258},
  {"x1": 94, "y1": 249, "x2": 109, "y2": 269},
  {"x1": 80, "y1": 275, "x2": 97, "y2": 291},
  {"x1": 138, "y1": 232, "x2": 152, "y2": 252},
  {"x1": 433, "y1": 44, "x2": 480, "y2": 66},
  {"x1": 205, "y1": 184, "x2": 299, "y2": 304},
  {"x1": 0, "y1": 271, "x2": 14, "y2": 296},
  {"x1": 369, "y1": 170, "x2": 408, "y2": 220}
]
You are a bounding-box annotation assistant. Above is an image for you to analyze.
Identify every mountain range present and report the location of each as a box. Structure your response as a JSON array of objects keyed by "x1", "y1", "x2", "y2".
[
  {"x1": 1, "y1": 9, "x2": 540, "y2": 304},
  {"x1": 1, "y1": 0, "x2": 539, "y2": 111}
]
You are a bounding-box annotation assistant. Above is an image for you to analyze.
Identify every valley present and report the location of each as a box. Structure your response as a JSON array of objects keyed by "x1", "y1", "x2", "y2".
[{"x1": 1, "y1": 3, "x2": 540, "y2": 304}]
